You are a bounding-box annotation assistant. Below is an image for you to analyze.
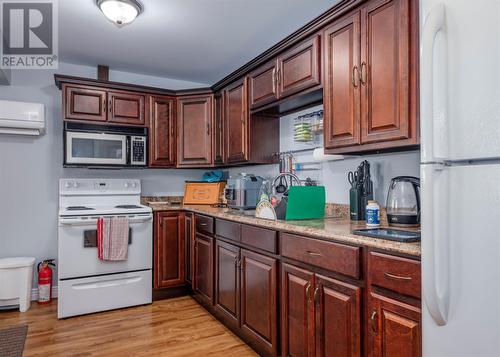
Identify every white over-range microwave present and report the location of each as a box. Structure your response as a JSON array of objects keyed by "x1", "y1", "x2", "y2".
[{"x1": 64, "y1": 122, "x2": 147, "y2": 167}]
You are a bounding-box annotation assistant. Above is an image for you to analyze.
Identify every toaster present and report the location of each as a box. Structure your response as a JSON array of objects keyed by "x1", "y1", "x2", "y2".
[{"x1": 224, "y1": 173, "x2": 264, "y2": 210}]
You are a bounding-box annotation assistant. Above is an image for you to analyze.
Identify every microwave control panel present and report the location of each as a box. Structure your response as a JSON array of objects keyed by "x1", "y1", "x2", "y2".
[{"x1": 130, "y1": 136, "x2": 146, "y2": 165}]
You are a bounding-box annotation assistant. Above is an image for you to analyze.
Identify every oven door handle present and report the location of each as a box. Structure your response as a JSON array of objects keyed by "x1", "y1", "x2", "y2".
[{"x1": 60, "y1": 215, "x2": 152, "y2": 226}]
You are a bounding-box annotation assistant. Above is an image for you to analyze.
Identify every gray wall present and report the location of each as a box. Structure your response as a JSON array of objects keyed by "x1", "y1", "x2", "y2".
[
  {"x1": 0, "y1": 65, "x2": 419, "y2": 287},
  {"x1": 0, "y1": 63, "x2": 207, "y2": 284},
  {"x1": 228, "y1": 105, "x2": 420, "y2": 205}
]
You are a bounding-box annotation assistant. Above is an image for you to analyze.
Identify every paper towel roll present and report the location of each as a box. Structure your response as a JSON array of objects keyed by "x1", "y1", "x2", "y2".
[{"x1": 312, "y1": 148, "x2": 345, "y2": 162}]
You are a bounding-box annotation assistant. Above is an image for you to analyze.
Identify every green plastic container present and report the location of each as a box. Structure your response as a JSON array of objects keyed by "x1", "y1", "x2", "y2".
[{"x1": 285, "y1": 186, "x2": 326, "y2": 220}]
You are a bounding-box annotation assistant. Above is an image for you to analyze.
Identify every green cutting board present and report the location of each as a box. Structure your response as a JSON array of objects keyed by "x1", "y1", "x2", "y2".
[{"x1": 285, "y1": 186, "x2": 326, "y2": 220}]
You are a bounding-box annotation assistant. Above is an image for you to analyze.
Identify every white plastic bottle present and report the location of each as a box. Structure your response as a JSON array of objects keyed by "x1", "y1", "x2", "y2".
[{"x1": 366, "y1": 200, "x2": 380, "y2": 227}]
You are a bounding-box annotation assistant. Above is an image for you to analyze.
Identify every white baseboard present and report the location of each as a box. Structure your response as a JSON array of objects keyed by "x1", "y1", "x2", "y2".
[{"x1": 31, "y1": 286, "x2": 58, "y2": 301}]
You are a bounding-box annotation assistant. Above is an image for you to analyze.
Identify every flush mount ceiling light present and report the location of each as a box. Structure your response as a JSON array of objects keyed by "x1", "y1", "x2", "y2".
[{"x1": 96, "y1": 0, "x2": 143, "y2": 27}]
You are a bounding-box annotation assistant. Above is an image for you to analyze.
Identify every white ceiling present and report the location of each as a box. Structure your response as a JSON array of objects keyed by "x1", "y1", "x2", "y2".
[{"x1": 59, "y1": 0, "x2": 339, "y2": 86}]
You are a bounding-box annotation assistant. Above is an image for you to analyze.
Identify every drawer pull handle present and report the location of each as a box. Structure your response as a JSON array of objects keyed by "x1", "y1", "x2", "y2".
[
  {"x1": 384, "y1": 272, "x2": 412, "y2": 281},
  {"x1": 306, "y1": 251, "x2": 322, "y2": 257},
  {"x1": 198, "y1": 223, "x2": 208, "y2": 226},
  {"x1": 370, "y1": 310, "x2": 378, "y2": 334}
]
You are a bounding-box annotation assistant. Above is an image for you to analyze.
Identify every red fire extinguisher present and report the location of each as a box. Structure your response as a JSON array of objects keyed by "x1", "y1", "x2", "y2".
[{"x1": 37, "y1": 259, "x2": 56, "y2": 304}]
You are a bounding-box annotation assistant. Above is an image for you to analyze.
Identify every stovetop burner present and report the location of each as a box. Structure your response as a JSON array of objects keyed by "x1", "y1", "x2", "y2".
[
  {"x1": 115, "y1": 205, "x2": 142, "y2": 209},
  {"x1": 66, "y1": 206, "x2": 95, "y2": 211}
]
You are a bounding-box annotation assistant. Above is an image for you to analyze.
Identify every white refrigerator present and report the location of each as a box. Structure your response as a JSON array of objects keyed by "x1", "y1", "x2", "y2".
[{"x1": 420, "y1": 0, "x2": 500, "y2": 356}]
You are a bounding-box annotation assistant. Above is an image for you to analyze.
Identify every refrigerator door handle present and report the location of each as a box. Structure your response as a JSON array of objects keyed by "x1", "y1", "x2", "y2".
[
  {"x1": 421, "y1": 3, "x2": 447, "y2": 163},
  {"x1": 422, "y1": 164, "x2": 450, "y2": 326}
]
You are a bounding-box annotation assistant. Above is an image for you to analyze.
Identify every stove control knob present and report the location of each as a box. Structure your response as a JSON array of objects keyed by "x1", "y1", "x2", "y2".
[
  {"x1": 124, "y1": 182, "x2": 130, "y2": 188},
  {"x1": 73, "y1": 181, "x2": 79, "y2": 188},
  {"x1": 65, "y1": 181, "x2": 72, "y2": 188},
  {"x1": 132, "y1": 182, "x2": 137, "y2": 188}
]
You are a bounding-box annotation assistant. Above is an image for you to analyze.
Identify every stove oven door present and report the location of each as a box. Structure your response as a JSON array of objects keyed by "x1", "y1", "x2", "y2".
[{"x1": 58, "y1": 213, "x2": 152, "y2": 280}]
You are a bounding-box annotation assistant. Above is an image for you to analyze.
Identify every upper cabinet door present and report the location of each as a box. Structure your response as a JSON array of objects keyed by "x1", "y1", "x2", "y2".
[
  {"x1": 213, "y1": 92, "x2": 225, "y2": 165},
  {"x1": 149, "y1": 95, "x2": 176, "y2": 167},
  {"x1": 224, "y1": 79, "x2": 249, "y2": 164},
  {"x1": 248, "y1": 60, "x2": 279, "y2": 109},
  {"x1": 277, "y1": 35, "x2": 321, "y2": 99},
  {"x1": 177, "y1": 95, "x2": 213, "y2": 167},
  {"x1": 360, "y1": 0, "x2": 410, "y2": 144},
  {"x1": 64, "y1": 85, "x2": 108, "y2": 122},
  {"x1": 108, "y1": 91, "x2": 146, "y2": 125},
  {"x1": 323, "y1": 12, "x2": 361, "y2": 149}
]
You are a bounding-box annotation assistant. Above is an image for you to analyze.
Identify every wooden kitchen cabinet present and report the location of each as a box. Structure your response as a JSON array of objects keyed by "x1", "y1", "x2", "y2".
[
  {"x1": 281, "y1": 263, "x2": 315, "y2": 357},
  {"x1": 315, "y1": 274, "x2": 361, "y2": 357},
  {"x1": 277, "y1": 35, "x2": 321, "y2": 99},
  {"x1": 213, "y1": 92, "x2": 225, "y2": 165},
  {"x1": 64, "y1": 85, "x2": 108, "y2": 122},
  {"x1": 323, "y1": 0, "x2": 418, "y2": 153},
  {"x1": 149, "y1": 95, "x2": 176, "y2": 167},
  {"x1": 177, "y1": 95, "x2": 213, "y2": 167},
  {"x1": 281, "y1": 263, "x2": 362, "y2": 357},
  {"x1": 184, "y1": 212, "x2": 194, "y2": 286},
  {"x1": 240, "y1": 249, "x2": 278, "y2": 357},
  {"x1": 154, "y1": 212, "x2": 185, "y2": 289},
  {"x1": 108, "y1": 90, "x2": 145, "y2": 125},
  {"x1": 323, "y1": 11, "x2": 361, "y2": 149},
  {"x1": 367, "y1": 292, "x2": 421, "y2": 357},
  {"x1": 360, "y1": 0, "x2": 411, "y2": 144},
  {"x1": 248, "y1": 35, "x2": 321, "y2": 111},
  {"x1": 194, "y1": 232, "x2": 214, "y2": 304},
  {"x1": 215, "y1": 240, "x2": 240, "y2": 328},
  {"x1": 248, "y1": 60, "x2": 279, "y2": 109},
  {"x1": 224, "y1": 78, "x2": 249, "y2": 164},
  {"x1": 62, "y1": 84, "x2": 147, "y2": 126}
]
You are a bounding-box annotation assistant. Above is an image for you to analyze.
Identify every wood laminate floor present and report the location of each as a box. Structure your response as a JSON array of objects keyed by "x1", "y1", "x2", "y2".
[{"x1": 0, "y1": 296, "x2": 258, "y2": 356}]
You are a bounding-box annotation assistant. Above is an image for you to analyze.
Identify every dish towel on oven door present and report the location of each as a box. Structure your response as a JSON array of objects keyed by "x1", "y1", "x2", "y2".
[{"x1": 97, "y1": 217, "x2": 129, "y2": 261}]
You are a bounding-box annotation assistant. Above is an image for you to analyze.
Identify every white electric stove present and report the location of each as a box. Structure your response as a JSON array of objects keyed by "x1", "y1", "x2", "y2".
[{"x1": 58, "y1": 179, "x2": 152, "y2": 318}]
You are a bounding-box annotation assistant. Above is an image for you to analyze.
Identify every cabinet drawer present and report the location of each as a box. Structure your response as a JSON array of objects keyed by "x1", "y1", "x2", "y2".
[
  {"x1": 369, "y1": 251, "x2": 421, "y2": 299},
  {"x1": 241, "y1": 224, "x2": 277, "y2": 254},
  {"x1": 195, "y1": 214, "x2": 214, "y2": 235},
  {"x1": 281, "y1": 233, "x2": 360, "y2": 279},
  {"x1": 215, "y1": 219, "x2": 241, "y2": 242}
]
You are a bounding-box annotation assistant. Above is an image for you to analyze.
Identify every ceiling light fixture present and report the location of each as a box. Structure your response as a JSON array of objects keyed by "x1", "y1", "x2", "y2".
[{"x1": 96, "y1": 0, "x2": 143, "y2": 27}]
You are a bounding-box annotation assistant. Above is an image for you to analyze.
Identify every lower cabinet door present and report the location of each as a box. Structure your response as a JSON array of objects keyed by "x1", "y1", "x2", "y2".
[
  {"x1": 314, "y1": 274, "x2": 361, "y2": 357},
  {"x1": 367, "y1": 292, "x2": 421, "y2": 357},
  {"x1": 154, "y1": 212, "x2": 185, "y2": 289},
  {"x1": 194, "y1": 233, "x2": 214, "y2": 304},
  {"x1": 281, "y1": 263, "x2": 315, "y2": 357},
  {"x1": 240, "y1": 249, "x2": 278, "y2": 356},
  {"x1": 215, "y1": 240, "x2": 240, "y2": 327},
  {"x1": 184, "y1": 213, "x2": 194, "y2": 286}
]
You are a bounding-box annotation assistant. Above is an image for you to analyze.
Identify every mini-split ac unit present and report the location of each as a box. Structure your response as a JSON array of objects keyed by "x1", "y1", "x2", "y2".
[{"x1": 0, "y1": 100, "x2": 45, "y2": 136}]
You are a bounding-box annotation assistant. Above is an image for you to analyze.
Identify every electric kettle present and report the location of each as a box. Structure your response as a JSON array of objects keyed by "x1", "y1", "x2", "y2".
[{"x1": 386, "y1": 176, "x2": 420, "y2": 227}]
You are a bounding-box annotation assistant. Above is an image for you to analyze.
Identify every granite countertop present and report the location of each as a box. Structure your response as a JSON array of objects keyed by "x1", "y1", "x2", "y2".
[{"x1": 145, "y1": 201, "x2": 421, "y2": 257}]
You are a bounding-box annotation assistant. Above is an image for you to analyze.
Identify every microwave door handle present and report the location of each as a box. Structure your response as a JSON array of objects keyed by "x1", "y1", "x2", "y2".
[{"x1": 126, "y1": 136, "x2": 131, "y2": 165}]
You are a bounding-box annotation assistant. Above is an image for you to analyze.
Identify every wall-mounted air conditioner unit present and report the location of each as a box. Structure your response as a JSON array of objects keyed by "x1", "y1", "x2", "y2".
[{"x1": 0, "y1": 100, "x2": 45, "y2": 136}]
